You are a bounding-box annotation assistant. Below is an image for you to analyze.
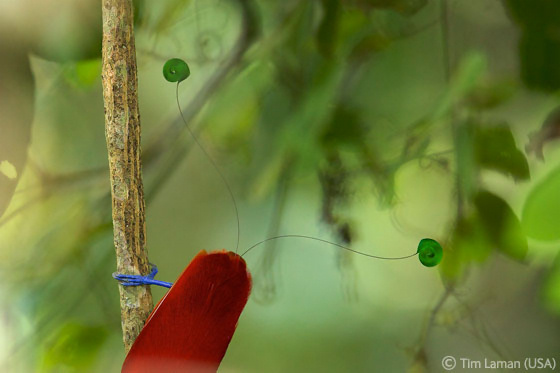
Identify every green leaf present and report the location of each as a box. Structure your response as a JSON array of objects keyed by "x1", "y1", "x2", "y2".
[
  {"x1": 522, "y1": 165, "x2": 560, "y2": 241},
  {"x1": 474, "y1": 123, "x2": 530, "y2": 180},
  {"x1": 543, "y1": 254, "x2": 560, "y2": 315},
  {"x1": 41, "y1": 322, "x2": 109, "y2": 371},
  {"x1": 441, "y1": 190, "x2": 528, "y2": 279},
  {"x1": 64, "y1": 59, "x2": 102, "y2": 88},
  {"x1": 519, "y1": 31, "x2": 560, "y2": 92},
  {"x1": 474, "y1": 191, "x2": 528, "y2": 261},
  {"x1": 441, "y1": 214, "x2": 492, "y2": 280}
]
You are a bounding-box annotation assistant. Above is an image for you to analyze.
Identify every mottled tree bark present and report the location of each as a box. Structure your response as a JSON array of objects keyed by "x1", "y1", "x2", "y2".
[{"x1": 101, "y1": 0, "x2": 153, "y2": 352}]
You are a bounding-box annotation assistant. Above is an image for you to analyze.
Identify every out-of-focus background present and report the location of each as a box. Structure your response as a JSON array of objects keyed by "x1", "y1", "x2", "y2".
[{"x1": 1, "y1": 0, "x2": 559, "y2": 371}]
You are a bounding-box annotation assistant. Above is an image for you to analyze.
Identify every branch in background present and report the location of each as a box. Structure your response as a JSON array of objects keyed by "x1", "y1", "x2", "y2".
[{"x1": 101, "y1": 0, "x2": 153, "y2": 352}]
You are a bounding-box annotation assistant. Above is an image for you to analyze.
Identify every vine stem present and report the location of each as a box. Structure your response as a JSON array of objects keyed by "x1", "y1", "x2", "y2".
[{"x1": 101, "y1": 0, "x2": 153, "y2": 352}]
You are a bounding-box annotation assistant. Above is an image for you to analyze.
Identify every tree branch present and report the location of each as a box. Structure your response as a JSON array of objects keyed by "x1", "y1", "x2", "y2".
[{"x1": 101, "y1": 0, "x2": 153, "y2": 352}]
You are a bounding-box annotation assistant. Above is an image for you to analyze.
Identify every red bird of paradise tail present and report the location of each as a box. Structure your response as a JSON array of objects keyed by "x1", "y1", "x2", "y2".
[{"x1": 121, "y1": 250, "x2": 251, "y2": 373}]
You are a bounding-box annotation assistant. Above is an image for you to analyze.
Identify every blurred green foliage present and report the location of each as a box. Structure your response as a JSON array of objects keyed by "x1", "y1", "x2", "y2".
[
  {"x1": 40, "y1": 322, "x2": 108, "y2": 372},
  {"x1": 63, "y1": 59, "x2": 102, "y2": 88},
  {"x1": 442, "y1": 190, "x2": 528, "y2": 280},
  {"x1": 1, "y1": 0, "x2": 560, "y2": 372},
  {"x1": 522, "y1": 165, "x2": 560, "y2": 241},
  {"x1": 504, "y1": 0, "x2": 560, "y2": 91},
  {"x1": 473, "y1": 123, "x2": 530, "y2": 181}
]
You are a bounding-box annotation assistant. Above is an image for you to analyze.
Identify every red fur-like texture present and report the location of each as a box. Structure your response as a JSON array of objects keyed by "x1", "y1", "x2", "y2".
[{"x1": 122, "y1": 250, "x2": 252, "y2": 373}]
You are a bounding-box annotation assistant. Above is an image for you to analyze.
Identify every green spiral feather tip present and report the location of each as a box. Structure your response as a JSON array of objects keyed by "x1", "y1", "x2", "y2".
[
  {"x1": 163, "y1": 58, "x2": 190, "y2": 83},
  {"x1": 417, "y1": 238, "x2": 443, "y2": 267}
]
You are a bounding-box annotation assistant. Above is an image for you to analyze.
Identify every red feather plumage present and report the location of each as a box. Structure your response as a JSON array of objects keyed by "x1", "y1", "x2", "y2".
[{"x1": 122, "y1": 250, "x2": 252, "y2": 373}]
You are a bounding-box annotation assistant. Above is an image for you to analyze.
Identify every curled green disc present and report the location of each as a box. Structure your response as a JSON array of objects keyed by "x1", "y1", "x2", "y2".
[
  {"x1": 163, "y1": 58, "x2": 190, "y2": 83},
  {"x1": 417, "y1": 238, "x2": 443, "y2": 267}
]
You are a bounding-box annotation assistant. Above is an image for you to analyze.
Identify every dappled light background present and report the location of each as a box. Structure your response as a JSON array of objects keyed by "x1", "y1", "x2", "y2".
[{"x1": 1, "y1": 0, "x2": 560, "y2": 372}]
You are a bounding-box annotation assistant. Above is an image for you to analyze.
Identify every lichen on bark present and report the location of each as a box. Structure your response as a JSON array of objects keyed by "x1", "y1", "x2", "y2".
[{"x1": 101, "y1": 0, "x2": 153, "y2": 352}]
